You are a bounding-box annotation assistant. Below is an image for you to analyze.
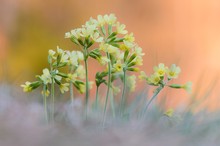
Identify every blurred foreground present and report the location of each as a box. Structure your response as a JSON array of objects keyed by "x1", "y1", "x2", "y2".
[{"x1": 0, "y1": 85, "x2": 220, "y2": 146}]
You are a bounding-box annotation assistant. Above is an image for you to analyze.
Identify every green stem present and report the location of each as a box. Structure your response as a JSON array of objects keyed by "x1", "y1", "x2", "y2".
[
  {"x1": 43, "y1": 85, "x2": 48, "y2": 124},
  {"x1": 51, "y1": 79, "x2": 55, "y2": 122},
  {"x1": 69, "y1": 66, "x2": 74, "y2": 106},
  {"x1": 119, "y1": 69, "x2": 127, "y2": 116},
  {"x1": 102, "y1": 52, "x2": 111, "y2": 128},
  {"x1": 143, "y1": 85, "x2": 164, "y2": 116},
  {"x1": 95, "y1": 86, "x2": 99, "y2": 110},
  {"x1": 70, "y1": 82, "x2": 74, "y2": 105},
  {"x1": 84, "y1": 57, "x2": 89, "y2": 119},
  {"x1": 110, "y1": 90, "x2": 115, "y2": 118}
]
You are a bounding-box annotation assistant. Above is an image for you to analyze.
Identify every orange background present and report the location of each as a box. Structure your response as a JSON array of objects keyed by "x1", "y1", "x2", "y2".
[{"x1": 0, "y1": 0, "x2": 219, "y2": 110}]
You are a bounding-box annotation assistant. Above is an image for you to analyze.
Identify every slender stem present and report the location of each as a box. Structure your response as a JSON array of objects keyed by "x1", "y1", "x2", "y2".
[
  {"x1": 143, "y1": 86, "x2": 164, "y2": 116},
  {"x1": 110, "y1": 89, "x2": 115, "y2": 118},
  {"x1": 95, "y1": 86, "x2": 99, "y2": 110},
  {"x1": 102, "y1": 52, "x2": 111, "y2": 128},
  {"x1": 70, "y1": 82, "x2": 74, "y2": 105},
  {"x1": 51, "y1": 79, "x2": 55, "y2": 122},
  {"x1": 119, "y1": 70, "x2": 127, "y2": 116},
  {"x1": 43, "y1": 85, "x2": 48, "y2": 124},
  {"x1": 84, "y1": 57, "x2": 89, "y2": 119},
  {"x1": 69, "y1": 66, "x2": 74, "y2": 106}
]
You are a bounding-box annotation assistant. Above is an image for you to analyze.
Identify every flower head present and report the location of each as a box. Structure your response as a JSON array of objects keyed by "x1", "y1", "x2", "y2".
[
  {"x1": 76, "y1": 65, "x2": 85, "y2": 79},
  {"x1": 154, "y1": 63, "x2": 167, "y2": 77},
  {"x1": 41, "y1": 89, "x2": 50, "y2": 97},
  {"x1": 21, "y1": 81, "x2": 32, "y2": 92},
  {"x1": 116, "y1": 22, "x2": 128, "y2": 34},
  {"x1": 104, "y1": 14, "x2": 117, "y2": 25},
  {"x1": 113, "y1": 60, "x2": 124, "y2": 72},
  {"x1": 40, "y1": 68, "x2": 52, "y2": 84},
  {"x1": 139, "y1": 71, "x2": 148, "y2": 80},
  {"x1": 166, "y1": 64, "x2": 181, "y2": 79},
  {"x1": 127, "y1": 75, "x2": 136, "y2": 92},
  {"x1": 59, "y1": 83, "x2": 70, "y2": 94},
  {"x1": 182, "y1": 82, "x2": 192, "y2": 93},
  {"x1": 147, "y1": 73, "x2": 161, "y2": 85},
  {"x1": 48, "y1": 50, "x2": 56, "y2": 59}
]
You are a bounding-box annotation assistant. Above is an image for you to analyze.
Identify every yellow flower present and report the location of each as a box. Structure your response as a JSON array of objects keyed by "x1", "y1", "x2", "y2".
[
  {"x1": 112, "y1": 84, "x2": 121, "y2": 95},
  {"x1": 164, "y1": 108, "x2": 174, "y2": 117},
  {"x1": 104, "y1": 14, "x2": 117, "y2": 25},
  {"x1": 40, "y1": 68, "x2": 52, "y2": 84},
  {"x1": 113, "y1": 60, "x2": 124, "y2": 72},
  {"x1": 41, "y1": 89, "x2": 50, "y2": 97},
  {"x1": 134, "y1": 45, "x2": 145, "y2": 56},
  {"x1": 91, "y1": 32, "x2": 103, "y2": 43},
  {"x1": 153, "y1": 63, "x2": 167, "y2": 77},
  {"x1": 124, "y1": 33, "x2": 135, "y2": 42},
  {"x1": 57, "y1": 46, "x2": 64, "y2": 55},
  {"x1": 166, "y1": 64, "x2": 181, "y2": 79},
  {"x1": 76, "y1": 65, "x2": 85, "y2": 79},
  {"x1": 67, "y1": 51, "x2": 78, "y2": 66},
  {"x1": 76, "y1": 51, "x2": 84, "y2": 61},
  {"x1": 48, "y1": 50, "x2": 56, "y2": 59},
  {"x1": 66, "y1": 73, "x2": 77, "y2": 82},
  {"x1": 59, "y1": 83, "x2": 69, "y2": 94},
  {"x1": 85, "y1": 17, "x2": 98, "y2": 28},
  {"x1": 21, "y1": 81, "x2": 32, "y2": 92},
  {"x1": 65, "y1": 32, "x2": 71, "y2": 38},
  {"x1": 116, "y1": 22, "x2": 128, "y2": 34},
  {"x1": 97, "y1": 56, "x2": 110, "y2": 66},
  {"x1": 127, "y1": 75, "x2": 136, "y2": 92},
  {"x1": 99, "y1": 43, "x2": 120, "y2": 54},
  {"x1": 79, "y1": 84, "x2": 85, "y2": 94},
  {"x1": 70, "y1": 28, "x2": 82, "y2": 39},
  {"x1": 138, "y1": 71, "x2": 148, "y2": 80},
  {"x1": 97, "y1": 15, "x2": 106, "y2": 26},
  {"x1": 81, "y1": 24, "x2": 96, "y2": 38},
  {"x1": 147, "y1": 73, "x2": 161, "y2": 85},
  {"x1": 133, "y1": 56, "x2": 143, "y2": 66},
  {"x1": 60, "y1": 53, "x2": 69, "y2": 63},
  {"x1": 123, "y1": 40, "x2": 135, "y2": 49},
  {"x1": 182, "y1": 82, "x2": 192, "y2": 93}
]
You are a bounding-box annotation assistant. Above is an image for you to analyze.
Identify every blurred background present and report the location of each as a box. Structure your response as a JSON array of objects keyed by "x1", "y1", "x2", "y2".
[{"x1": 0, "y1": 0, "x2": 220, "y2": 110}]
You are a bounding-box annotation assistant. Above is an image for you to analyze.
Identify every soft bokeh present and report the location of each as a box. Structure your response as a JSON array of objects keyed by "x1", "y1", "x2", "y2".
[{"x1": 0, "y1": 0, "x2": 220, "y2": 110}]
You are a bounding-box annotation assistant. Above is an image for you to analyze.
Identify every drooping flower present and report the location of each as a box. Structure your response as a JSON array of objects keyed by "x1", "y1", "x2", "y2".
[
  {"x1": 116, "y1": 22, "x2": 128, "y2": 34},
  {"x1": 59, "y1": 83, "x2": 70, "y2": 94},
  {"x1": 97, "y1": 56, "x2": 110, "y2": 66},
  {"x1": 75, "y1": 65, "x2": 85, "y2": 79},
  {"x1": 66, "y1": 73, "x2": 77, "y2": 82},
  {"x1": 124, "y1": 33, "x2": 135, "y2": 43},
  {"x1": 164, "y1": 108, "x2": 174, "y2": 117},
  {"x1": 139, "y1": 71, "x2": 148, "y2": 80},
  {"x1": 91, "y1": 32, "x2": 104, "y2": 43},
  {"x1": 21, "y1": 81, "x2": 32, "y2": 92},
  {"x1": 48, "y1": 50, "x2": 56, "y2": 59},
  {"x1": 41, "y1": 89, "x2": 50, "y2": 97},
  {"x1": 182, "y1": 82, "x2": 192, "y2": 93},
  {"x1": 127, "y1": 75, "x2": 136, "y2": 92},
  {"x1": 40, "y1": 68, "x2": 52, "y2": 84}
]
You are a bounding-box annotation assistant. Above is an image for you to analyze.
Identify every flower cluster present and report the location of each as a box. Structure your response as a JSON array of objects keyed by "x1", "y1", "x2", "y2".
[
  {"x1": 21, "y1": 46, "x2": 87, "y2": 95},
  {"x1": 140, "y1": 63, "x2": 192, "y2": 92},
  {"x1": 65, "y1": 13, "x2": 145, "y2": 96},
  {"x1": 21, "y1": 13, "x2": 192, "y2": 123}
]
